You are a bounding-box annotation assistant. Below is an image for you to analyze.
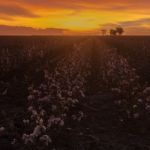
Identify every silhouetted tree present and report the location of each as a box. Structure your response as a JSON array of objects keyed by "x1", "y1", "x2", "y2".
[
  {"x1": 101, "y1": 29, "x2": 107, "y2": 36},
  {"x1": 116, "y1": 27, "x2": 124, "y2": 35},
  {"x1": 110, "y1": 29, "x2": 117, "y2": 36}
]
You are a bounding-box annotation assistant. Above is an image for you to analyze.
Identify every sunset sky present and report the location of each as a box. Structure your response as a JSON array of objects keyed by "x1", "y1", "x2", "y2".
[{"x1": 0, "y1": 0, "x2": 150, "y2": 35}]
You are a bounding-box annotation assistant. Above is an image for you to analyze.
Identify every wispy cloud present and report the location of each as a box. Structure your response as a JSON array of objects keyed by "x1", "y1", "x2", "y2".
[
  {"x1": 0, "y1": 25, "x2": 68, "y2": 35},
  {"x1": 119, "y1": 18, "x2": 150, "y2": 27},
  {"x1": 0, "y1": 4, "x2": 39, "y2": 18}
]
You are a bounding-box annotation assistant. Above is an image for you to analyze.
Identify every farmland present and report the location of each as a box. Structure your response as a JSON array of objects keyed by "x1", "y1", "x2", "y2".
[{"x1": 0, "y1": 36, "x2": 150, "y2": 150}]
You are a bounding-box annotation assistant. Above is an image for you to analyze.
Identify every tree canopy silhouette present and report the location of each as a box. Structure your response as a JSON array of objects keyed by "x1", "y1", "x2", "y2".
[
  {"x1": 116, "y1": 27, "x2": 124, "y2": 35},
  {"x1": 110, "y1": 29, "x2": 117, "y2": 36},
  {"x1": 110, "y1": 27, "x2": 124, "y2": 36}
]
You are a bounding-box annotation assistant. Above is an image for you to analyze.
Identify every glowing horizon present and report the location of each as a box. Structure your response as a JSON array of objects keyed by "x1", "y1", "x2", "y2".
[{"x1": 0, "y1": 0, "x2": 150, "y2": 35}]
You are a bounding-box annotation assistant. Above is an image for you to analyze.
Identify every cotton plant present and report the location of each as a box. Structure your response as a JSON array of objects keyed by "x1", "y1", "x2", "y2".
[
  {"x1": 22, "y1": 45, "x2": 91, "y2": 147},
  {"x1": 100, "y1": 49, "x2": 150, "y2": 120}
]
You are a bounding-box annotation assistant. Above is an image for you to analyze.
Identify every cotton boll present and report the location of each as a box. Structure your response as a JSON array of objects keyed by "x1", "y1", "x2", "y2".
[
  {"x1": 143, "y1": 87, "x2": 150, "y2": 94},
  {"x1": 27, "y1": 95, "x2": 34, "y2": 101},
  {"x1": 59, "y1": 120, "x2": 64, "y2": 126},
  {"x1": 23, "y1": 119, "x2": 30, "y2": 124},
  {"x1": 32, "y1": 110, "x2": 38, "y2": 116},
  {"x1": 0, "y1": 127, "x2": 5, "y2": 132},
  {"x1": 28, "y1": 106, "x2": 34, "y2": 112},
  {"x1": 145, "y1": 105, "x2": 150, "y2": 111},
  {"x1": 39, "y1": 135, "x2": 52, "y2": 146},
  {"x1": 32, "y1": 125, "x2": 42, "y2": 137}
]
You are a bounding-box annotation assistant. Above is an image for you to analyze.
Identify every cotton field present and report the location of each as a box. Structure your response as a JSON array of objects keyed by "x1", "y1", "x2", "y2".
[{"x1": 0, "y1": 36, "x2": 150, "y2": 150}]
